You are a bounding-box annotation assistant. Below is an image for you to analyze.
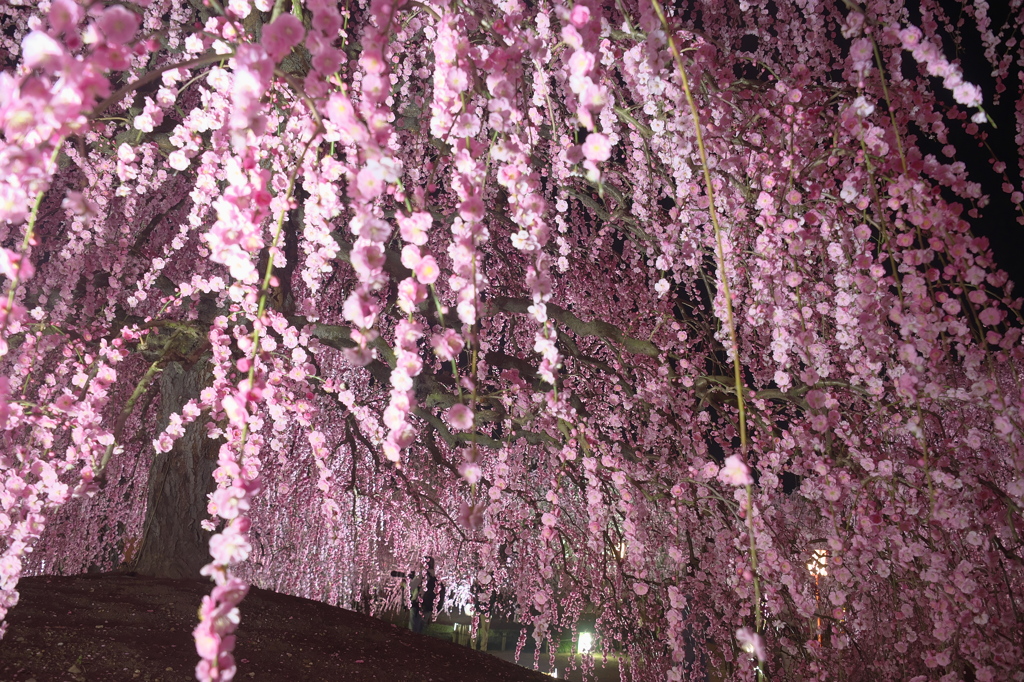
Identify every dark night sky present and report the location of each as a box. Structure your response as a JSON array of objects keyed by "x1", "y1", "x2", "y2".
[{"x1": 928, "y1": 0, "x2": 1024, "y2": 291}]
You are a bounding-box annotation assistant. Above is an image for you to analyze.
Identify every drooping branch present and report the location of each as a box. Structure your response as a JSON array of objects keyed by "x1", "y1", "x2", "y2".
[
  {"x1": 91, "y1": 52, "x2": 227, "y2": 119},
  {"x1": 485, "y1": 297, "x2": 667, "y2": 360}
]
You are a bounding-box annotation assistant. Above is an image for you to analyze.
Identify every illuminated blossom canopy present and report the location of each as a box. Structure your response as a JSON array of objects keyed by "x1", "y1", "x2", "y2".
[{"x1": 0, "y1": 0, "x2": 1022, "y2": 680}]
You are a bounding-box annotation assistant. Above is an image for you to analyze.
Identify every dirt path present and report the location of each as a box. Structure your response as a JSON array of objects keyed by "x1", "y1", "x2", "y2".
[{"x1": 0, "y1": 574, "x2": 554, "y2": 682}]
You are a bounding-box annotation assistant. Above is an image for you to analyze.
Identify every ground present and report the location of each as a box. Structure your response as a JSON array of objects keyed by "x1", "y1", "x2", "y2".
[{"x1": 0, "y1": 574, "x2": 561, "y2": 682}]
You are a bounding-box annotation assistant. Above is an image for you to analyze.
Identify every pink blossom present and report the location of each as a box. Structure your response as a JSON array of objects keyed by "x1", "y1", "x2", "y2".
[
  {"x1": 850, "y1": 38, "x2": 872, "y2": 64},
  {"x1": 48, "y1": 0, "x2": 83, "y2": 35},
  {"x1": 342, "y1": 288, "x2": 379, "y2": 329},
  {"x1": 810, "y1": 414, "x2": 829, "y2": 432},
  {"x1": 210, "y1": 578, "x2": 248, "y2": 610},
  {"x1": 359, "y1": 46, "x2": 386, "y2": 75},
  {"x1": 397, "y1": 278, "x2": 427, "y2": 313},
  {"x1": 261, "y1": 13, "x2": 305, "y2": 62},
  {"x1": 579, "y1": 82, "x2": 607, "y2": 110},
  {"x1": 226, "y1": 0, "x2": 252, "y2": 18},
  {"x1": 97, "y1": 6, "x2": 140, "y2": 46},
  {"x1": 431, "y1": 329, "x2": 464, "y2": 361},
  {"x1": 459, "y1": 195, "x2": 485, "y2": 223},
  {"x1": 356, "y1": 166, "x2": 386, "y2": 199},
  {"x1": 561, "y1": 25, "x2": 583, "y2": 50},
  {"x1": 384, "y1": 405, "x2": 409, "y2": 430},
  {"x1": 117, "y1": 143, "x2": 135, "y2": 163},
  {"x1": 325, "y1": 93, "x2": 368, "y2": 144},
  {"x1": 154, "y1": 432, "x2": 173, "y2": 453},
  {"x1": 568, "y1": 50, "x2": 595, "y2": 79},
  {"x1": 719, "y1": 455, "x2": 753, "y2": 486},
  {"x1": 133, "y1": 98, "x2": 163, "y2": 133},
  {"x1": 806, "y1": 389, "x2": 827, "y2": 410},
  {"x1": 401, "y1": 245, "x2": 422, "y2": 269},
  {"x1": 209, "y1": 487, "x2": 248, "y2": 520},
  {"x1": 350, "y1": 241, "x2": 385, "y2": 278},
  {"x1": 0, "y1": 4, "x2": 1020, "y2": 678},
  {"x1": 446, "y1": 404, "x2": 474, "y2": 430},
  {"x1": 582, "y1": 133, "x2": 612, "y2": 162},
  {"x1": 168, "y1": 151, "x2": 190, "y2": 170},
  {"x1": 398, "y1": 212, "x2": 431, "y2": 245},
  {"x1": 396, "y1": 353, "x2": 422, "y2": 379},
  {"x1": 952, "y1": 83, "x2": 982, "y2": 108},
  {"x1": 459, "y1": 461, "x2": 482, "y2": 484},
  {"x1": 208, "y1": 529, "x2": 251, "y2": 564},
  {"x1": 221, "y1": 395, "x2": 249, "y2": 427},
  {"x1": 95, "y1": 366, "x2": 117, "y2": 385},
  {"x1": 569, "y1": 4, "x2": 591, "y2": 27},
  {"x1": 193, "y1": 619, "x2": 223, "y2": 659},
  {"x1": 979, "y1": 307, "x2": 1004, "y2": 326},
  {"x1": 451, "y1": 112, "x2": 481, "y2": 138},
  {"x1": 414, "y1": 255, "x2": 440, "y2": 285},
  {"x1": 21, "y1": 32, "x2": 64, "y2": 71},
  {"x1": 0, "y1": 249, "x2": 34, "y2": 281},
  {"x1": 393, "y1": 320, "x2": 423, "y2": 349},
  {"x1": 0, "y1": 555, "x2": 21, "y2": 579},
  {"x1": 899, "y1": 27, "x2": 923, "y2": 47},
  {"x1": 457, "y1": 501, "x2": 485, "y2": 530},
  {"x1": 389, "y1": 423, "x2": 416, "y2": 448},
  {"x1": 736, "y1": 627, "x2": 766, "y2": 662},
  {"x1": 356, "y1": 216, "x2": 393, "y2": 242}
]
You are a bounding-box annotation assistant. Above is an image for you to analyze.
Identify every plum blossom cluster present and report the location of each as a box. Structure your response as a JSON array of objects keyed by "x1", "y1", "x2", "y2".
[
  {"x1": 897, "y1": 25, "x2": 985, "y2": 114},
  {"x1": 446, "y1": 138, "x2": 488, "y2": 328},
  {"x1": 194, "y1": 331, "x2": 266, "y2": 681},
  {"x1": 333, "y1": 0, "x2": 404, "y2": 367},
  {"x1": 2, "y1": 1, "x2": 1024, "y2": 681},
  {"x1": 396, "y1": 211, "x2": 435, "y2": 314},
  {"x1": 491, "y1": 139, "x2": 559, "y2": 383},
  {"x1": 0, "y1": 334, "x2": 128, "y2": 637},
  {"x1": 0, "y1": 0, "x2": 152, "y2": 642},
  {"x1": 205, "y1": 160, "x2": 272, "y2": 285},
  {"x1": 428, "y1": 11, "x2": 470, "y2": 141},
  {"x1": 560, "y1": 2, "x2": 615, "y2": 182},
  {"x1": 383, "y1": 319, "x2": 423, "y2": 463}
]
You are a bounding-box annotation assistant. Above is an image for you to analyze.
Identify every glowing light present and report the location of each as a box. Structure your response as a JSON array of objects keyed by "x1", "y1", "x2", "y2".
[
  {"x1": 807, "y1": 548, "x2": 828, "y2": 577},
  {"x1": 578, "y1": 632, "x2": 593, "y2": 653}
]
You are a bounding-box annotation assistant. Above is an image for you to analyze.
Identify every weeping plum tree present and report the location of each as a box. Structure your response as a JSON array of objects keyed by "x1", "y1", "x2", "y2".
[{"x1": 0, "y1": 0, "x2": 1022, "y2": 679}]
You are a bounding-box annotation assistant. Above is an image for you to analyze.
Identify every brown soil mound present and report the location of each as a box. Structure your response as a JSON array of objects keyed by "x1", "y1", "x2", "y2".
[{"x1": 0, "y1": 574, "x2": 554, "y2": 682}]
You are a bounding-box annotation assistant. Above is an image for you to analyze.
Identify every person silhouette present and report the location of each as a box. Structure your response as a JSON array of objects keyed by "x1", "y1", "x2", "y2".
[{"x1": 410, "y1": 556, "x2": 437, "y2": 634}]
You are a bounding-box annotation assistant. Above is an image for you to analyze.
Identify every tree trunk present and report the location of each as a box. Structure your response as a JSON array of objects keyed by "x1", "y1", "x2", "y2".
[{"x1": 132, "y1": 360, "x2": 219, "y2": 579}]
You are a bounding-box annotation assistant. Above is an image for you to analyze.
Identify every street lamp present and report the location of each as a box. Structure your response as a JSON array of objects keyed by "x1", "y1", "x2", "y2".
[
  {"x1": 807, "y1": 548, "x2": 828, "y2": 576},
  {"x1": 807, "y1": 548, "x2": 828, "y2": 643}
]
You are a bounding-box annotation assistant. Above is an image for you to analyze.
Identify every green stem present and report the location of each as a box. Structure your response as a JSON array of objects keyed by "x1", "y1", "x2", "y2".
[
  {"x1": 1, "y1": 143, "x2": 63, "y2": 341},
  {"x1": 650, "y1": 0, "x2": 764, "y2": 671},
  {"x1": 98, "y1": 360, "x2": 163, "y2": 477}
]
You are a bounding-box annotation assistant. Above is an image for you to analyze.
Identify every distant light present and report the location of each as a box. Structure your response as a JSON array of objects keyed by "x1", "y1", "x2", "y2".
[
  {"x1": 578, "y1": 632, "x2": 593, "y2": 654},
  {"x1": 545, "y1": 670, "x2": 558, "y2": 678},
  {"x1": 807, "y1": 549, "x2": 828, "y2": 577},
  {"x1": 464, "y1": 603, "x2": 474, "y2": 616}
]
